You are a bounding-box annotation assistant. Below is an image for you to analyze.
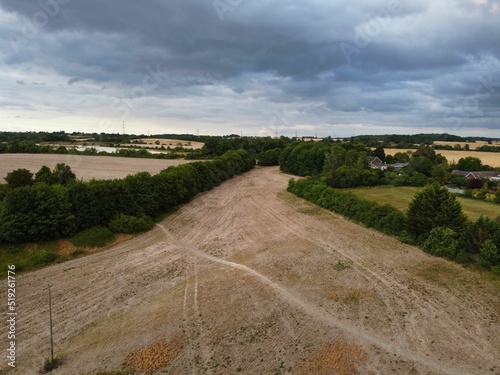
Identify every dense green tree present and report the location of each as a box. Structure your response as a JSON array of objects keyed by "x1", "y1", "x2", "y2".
[
  {"x1": 422, "y1": 227, "x2": 458, "y2": 259},
  {"x1": 0, "y1": 184, "x2": 75, "y2": 242},
  {"x1": 280, "y1": 142, "x2": 328, "y2": 176},
  {"x1": 458, "y1": 216, "x2": 500, "y2": 254},
  {"x1": 456, "y1": 156, "x2": 483, "y2": 171},
  {"x1": 449, "y1": 173, "x2": 468, "y2": 188},
  {"x1": 478, "y1": 239, "x2": 500, "y2": 268},
  {"x1": 4, "y1": 168, "x2": 33, "y2": 188},
  {"x1": 407, "y1": 183, "x2": 467, "y2": 241},
  {"x1": 124, "y1": 172, "x2": 160, "y2": 217},
  {"x1": 408, "y1": 172, "x2": 428, "y2": 187},
  {"x1": 408, "y1": 156, "x2": 434, "y2": 176},
  {"x1": 52, "y1": 163, "x2": 76, "y2": 185},
  {"x1": 372, "y1": 146, "x2": 386, "y2": 161},
  {"x1": 256, "y1": 148, "x2": 281, "y2": 166},
  {"x1": 323, "y1": 144, "x2": 348, "y2": 173},
  {"x1": 34, "y1": 166, "x2": 53, "y2": 184},
  {"x1": 431, "y1": 162, "x2": 450, "y2": 184}
]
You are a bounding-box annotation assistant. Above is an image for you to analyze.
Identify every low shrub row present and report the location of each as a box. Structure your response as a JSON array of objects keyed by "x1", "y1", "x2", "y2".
[
  {"x1": 288, "y1": 177, "x2": 500, "y2": 273},
  {"x1": 288, "y1": 178, "x2": 407, "y2": 237}
]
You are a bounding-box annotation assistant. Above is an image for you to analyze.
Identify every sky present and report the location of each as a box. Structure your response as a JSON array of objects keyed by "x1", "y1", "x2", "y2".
[{"x1": 0, "y1": 0, "x2": 499, "y2": 138}]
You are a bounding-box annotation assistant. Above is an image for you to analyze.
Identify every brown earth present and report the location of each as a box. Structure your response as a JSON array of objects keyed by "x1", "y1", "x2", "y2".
[
  {"x1": 2, "y1": 167, "x2": 499, "y2": 374},
  {"x1": 0, "y1": 154, "x2": 197, "y2": 182}
]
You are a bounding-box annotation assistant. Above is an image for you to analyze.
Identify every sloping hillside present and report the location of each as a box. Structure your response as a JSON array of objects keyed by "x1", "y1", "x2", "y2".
[{"x1": 5, "y1": 167, "x2": 499, "y2": 374}]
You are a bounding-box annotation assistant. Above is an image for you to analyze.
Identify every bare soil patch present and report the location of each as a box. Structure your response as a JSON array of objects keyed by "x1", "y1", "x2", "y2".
[
  {"x1": 0, "y1": 154, "x2": 197, "y2": 181},
  {"x1": 3, "y1": 167, "x2": 499, "y2": 375}
]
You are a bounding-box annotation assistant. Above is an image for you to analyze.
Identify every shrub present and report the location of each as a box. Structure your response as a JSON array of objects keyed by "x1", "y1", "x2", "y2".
[
  {"x1": 70, "y1": 227, "x2": 115, "y2": 248},
  {"x1": 42, "y1": 356, "x2": 62, "y2": 373},
  {"x1": 455, "y1": 249, "x2": 470, "y2": 264},
  {"x1": 422, "y1": 227, "x2": 458, "y2": 260},
  {"x1": 30, "y1": 251, "x2": 59, "y2": 266},
  {"x1": 70, "y1": 249, "x2": 86, "y2": 258},
  {"x1": 478, "y1": 239, "x2": 500, "y2": 268},
  {"x1": 108, "y1": 214, "x2": 155, "y2": 234}
]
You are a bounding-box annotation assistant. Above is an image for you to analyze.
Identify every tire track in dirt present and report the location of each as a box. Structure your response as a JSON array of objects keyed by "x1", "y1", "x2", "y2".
[
  {"x1": 156, "y1": 223, "x2": 466, "y2": 375},
  {"x1": 258, "y1": 191, "x2": 500, "y2": 364}
]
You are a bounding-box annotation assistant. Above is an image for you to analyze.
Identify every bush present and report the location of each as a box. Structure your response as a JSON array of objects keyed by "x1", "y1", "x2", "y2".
[
  {"x1": 70, "y1": 227, "x2": 115, "y2": 248},
  {"x1": 478, "y1": 239, "x2": 500, "y2": 268},
  {"x1": 108, "y1": 214, "x2": 155, "y2": 234},
  {"x1": 422, "y1": 227, "x2": 458, "y2": 260},
  {"x1": 42, "y1": 356, "x2": 62, "y2": 373},
  {"x1": 30, "y1": 251, "x2": 59, "y2": 266},
  {"x1": 70, "y1": 249, "x2": 86, "y2": 258},
  {"x1": 288, "y1": 177, "x2": 406, "y2": 237},
  {"x1": 455, "y1": 249, "x2": 470, "y2": 264}
]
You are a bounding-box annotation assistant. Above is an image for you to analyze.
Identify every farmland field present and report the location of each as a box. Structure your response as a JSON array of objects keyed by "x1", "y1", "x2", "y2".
[
  {"x1": 4, "y1": 167, "x2": 499, "y2": 375},
  {"x1": 384, "y1": 148, "x2": 500, "y2": 167},
  {"x1": 0, "y1": 154, "x2": 198, "y2": 182},
  {"x1": 346, "y1": 185, "x2": 500, "y2": 220}
]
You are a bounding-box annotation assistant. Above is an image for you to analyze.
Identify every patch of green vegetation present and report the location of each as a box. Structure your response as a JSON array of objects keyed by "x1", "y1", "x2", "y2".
[
  {"x1": 41, "y1": 356, "x2": 62, "y2": 373},
  {"x1": 30, "y1": 250, "x2": 59, "y2": 266},
  {"x1": 333, "y1": 260, "x2": 351, "y2": 271},
  {"x1": 0, "y1": 240, "x2": 63, "y2": 272},
  {"x1": 70, "y1": 227, "x2": 115, "y2": 248},
  {"x1": 346, "y1": 186, "x2": 499, "y2": 220},
  {"x1": 70, "y1": 249, "x2": 86, "y2": 258},
  {"x1": 416, "y1": 261, "x2": 466, "y2": 289}
]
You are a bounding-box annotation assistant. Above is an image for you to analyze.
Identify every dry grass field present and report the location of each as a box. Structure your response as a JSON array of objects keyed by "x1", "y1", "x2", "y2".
[
  {"x1": 3, "y1": 167, "x2": 499, "y2": 375},
  {"x1": 0, "y1": 154, "x2": 197, "y2": 182},
  {"x1": 433, "y1": 141, "x2": 500, "y2": 150},
  {"x1": 385, "y1": 148, "x2": 500, "y2": 167}
]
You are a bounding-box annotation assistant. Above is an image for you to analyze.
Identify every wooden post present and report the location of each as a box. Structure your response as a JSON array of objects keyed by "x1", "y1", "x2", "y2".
[{"x1": 46, "y1": 284, "x2": 54, "y2": 362}]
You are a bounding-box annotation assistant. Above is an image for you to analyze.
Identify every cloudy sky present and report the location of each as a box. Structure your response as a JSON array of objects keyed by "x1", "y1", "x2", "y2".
[{"x1": 1, "y1": 0, "x2": 499, "y2": 137}]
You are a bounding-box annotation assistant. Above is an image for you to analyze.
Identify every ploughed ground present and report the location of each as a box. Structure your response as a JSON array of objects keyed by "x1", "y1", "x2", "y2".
[{"x1": 4, "y1": 167, "x2": 499, "y2": 374}]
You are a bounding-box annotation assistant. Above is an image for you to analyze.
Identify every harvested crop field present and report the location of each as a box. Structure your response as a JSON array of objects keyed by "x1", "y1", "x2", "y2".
[
  {"x1": 0, "y1": 154, "x2": 197, "y2": 181},
  {"x1": 3, "y1": 167, "x2": 499, "y2": 374},
  {"x1": 385, "y1": 149, "x2": 500, "y2": 167}
]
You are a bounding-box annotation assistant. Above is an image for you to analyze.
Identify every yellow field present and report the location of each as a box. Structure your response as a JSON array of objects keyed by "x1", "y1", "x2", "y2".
[
  {"x1": 433, "y1": 141, "x2": 492, "y2": 150},
  {"x1": 384, "y1": 149, "x2": 500, "y2": 167}
]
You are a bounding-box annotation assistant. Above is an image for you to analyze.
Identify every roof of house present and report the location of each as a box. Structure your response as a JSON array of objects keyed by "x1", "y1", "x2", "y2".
[
  {"x1": 451, "y1": 170, "x2": 470, "y2": 177},
  {"x1": 452, "y1": 170, "x2": 500, "y2": 179},
  {"x1": 470, "y1": 171, "x2": 500, "y2": 179},
  {"x1": 366, "y1": 156, "x2": 384, "y2": 165}
]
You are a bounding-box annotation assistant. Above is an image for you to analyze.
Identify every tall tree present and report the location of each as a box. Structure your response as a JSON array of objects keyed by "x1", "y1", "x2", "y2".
[
  {"x1": 456, "y1": 157, "x2": 483, "y2": 171},
  {"x1": 372, "y1": 146, "x2": 386, "y2": 162},
  {"x1": 407, "y1": 183, "x2": 467, "y2": 241},
  {"x1": 4, "y1": 168, "x2": 33, "y2": 188}
]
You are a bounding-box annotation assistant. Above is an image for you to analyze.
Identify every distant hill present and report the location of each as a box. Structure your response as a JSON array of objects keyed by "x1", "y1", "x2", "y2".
[{"x1": 350, "y1": 133, "x2": 500, "y2": 148}]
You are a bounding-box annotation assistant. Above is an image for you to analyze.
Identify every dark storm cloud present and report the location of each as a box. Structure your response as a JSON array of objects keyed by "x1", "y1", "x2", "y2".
[{"x1": 1, "y1": 0, "x2": 499, "y2": 135}]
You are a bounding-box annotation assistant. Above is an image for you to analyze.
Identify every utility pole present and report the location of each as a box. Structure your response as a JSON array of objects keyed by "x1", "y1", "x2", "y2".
[
  {"x1": 122, "y1": 121, "x2": 125, "y2": 135},
  {"x1": 45, "y1": 285, "x2": 54, "y2": 363}
]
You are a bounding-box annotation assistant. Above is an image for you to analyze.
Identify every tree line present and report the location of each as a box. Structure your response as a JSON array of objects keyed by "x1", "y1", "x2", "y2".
[
  {"x1": 288, "y1": 178, "x2": 500, "y2": 272},
  {"x1": 0, "y1": 150, "x2": 255, "y2": 243}
]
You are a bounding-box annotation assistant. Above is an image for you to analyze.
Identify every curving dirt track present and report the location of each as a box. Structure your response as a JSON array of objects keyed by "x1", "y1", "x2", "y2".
[{"x1": 2, "y1": 166, "x2": 499, "y2": 374}]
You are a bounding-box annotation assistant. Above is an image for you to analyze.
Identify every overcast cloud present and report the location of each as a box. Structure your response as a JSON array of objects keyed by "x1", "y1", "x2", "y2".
[{"x1": 0, "y1": 0, "x2": 499, "y2": 137}]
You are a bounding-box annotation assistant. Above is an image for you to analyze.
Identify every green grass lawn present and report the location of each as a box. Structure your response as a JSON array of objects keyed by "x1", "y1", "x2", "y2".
[{"x1": 346, "y1": 186, "x2": 499, "y2": 221}]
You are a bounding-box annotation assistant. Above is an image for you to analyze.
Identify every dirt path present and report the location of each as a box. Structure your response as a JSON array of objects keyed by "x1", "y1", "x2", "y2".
[{"x1": 2, "y1": 167, "x2": 499, "y2": 374}]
